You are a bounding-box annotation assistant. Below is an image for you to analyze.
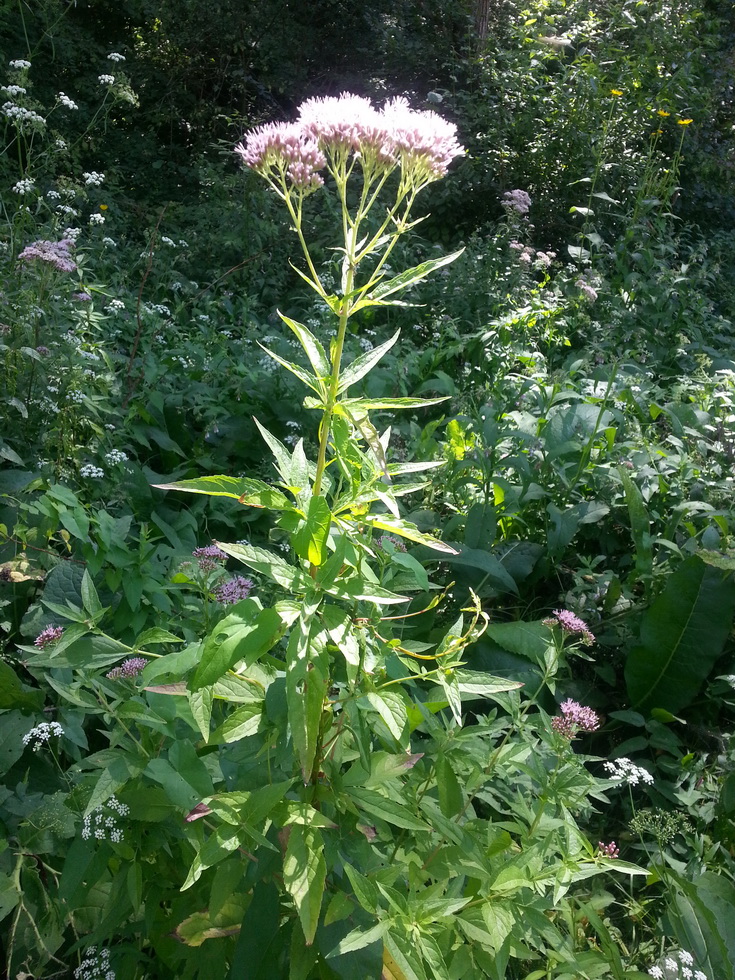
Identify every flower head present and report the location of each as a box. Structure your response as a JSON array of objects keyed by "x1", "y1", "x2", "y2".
[
  {"x1": 545, "y1": 609, "x2": 595, "y2": 645},
  {"x1": 235, "y1": 121, "x2": 326, "y2": 191},
  {"x1": 551, "y1": 698, "x2": 601, "y2": 738},
  {"x1": 597, "y1": 840, "x2": 620, "y2": 858},
  {"x1": 657, "y1": 109, "x2": 671, "y2": 117},
  {"x1": 611, "y1": 88, "x2": 623, "y2": 96},
  {"x1": 19, "y1": 238, "x2": 77, "y2": 273},
  {"x1": 604, "y1": 756, "x2": 654, "y2": 786},
  {"x1": 192, "y1": 544, "x2": 229, "y2": 572},
  {"x1": 106, "y1": 657, "x2": 147, "y2": 680},
  {"x1": 677, "y1": 118, "x2": 693, "y2": 125},
  {"x1": 35, "y1": 625, "x2": 64, "y2": 648},
  {"x1": 23, "y1": 721, "x2": 64, "y2": 750},
  {"x1": 502, "y1": 189, "x2": 532, "y2": 216},
  {"x1": 213, "y1": 575, "x2": 254, "y2": 604}
]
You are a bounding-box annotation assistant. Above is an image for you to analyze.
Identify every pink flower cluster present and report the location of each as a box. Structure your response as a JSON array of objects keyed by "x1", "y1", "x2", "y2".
[
  {"x1": 236, "y1": 93, "x2": 464, "y2": 190},
  {"x1": 545, "y1": 608, "x2": 596, "y2": 645},
  {"x1": 19, "y1": 238, "x2": 77, "y2": 273},
  {"x1": 106, "y1": 657, "x2": 147, "y2": 680},
  {"x1": 551, "y1": 698, "x2": 601, "y2": 738},
  {"x1": 192, "y1": 544, "x2": 229, "y2": 572},
  {"x1": 213, "y1": 575, "x2": 254, "y2": 604},
  {"x1": 598, "y1": 840, "x2": 620, "y2": 858},
  {"x1": 34, "y1": 625, "x2": 64, "y2": 648}
]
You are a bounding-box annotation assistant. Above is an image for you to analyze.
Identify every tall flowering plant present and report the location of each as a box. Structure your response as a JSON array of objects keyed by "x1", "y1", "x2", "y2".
[{"x1": 153, "y1": 94, "x2": 524, "y2": 967}]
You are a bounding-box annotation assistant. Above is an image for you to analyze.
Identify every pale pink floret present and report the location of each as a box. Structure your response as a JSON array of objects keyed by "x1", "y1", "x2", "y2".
[
  {"x1": 381, "y1": 96, "x2": 464, "y2": 177},
  {"x1": 298, "y1": 93, "x2": 395, "y2": 164},
  {"x1": 235, "y1": 121, "x2": 326, "y2": 190}
]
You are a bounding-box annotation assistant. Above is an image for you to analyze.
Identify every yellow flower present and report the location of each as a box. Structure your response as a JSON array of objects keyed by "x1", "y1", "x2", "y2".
[
  {"x1": 677, "y1": 118, "x2": 693, "y2": 125},
  {"x1": 652, "y1": 129, "x2": 663, "y2": 135},
  {"x1": 99, "y1": 204, "x2": 108, "y2": 210},
  {"x1": 657, "y1": 109, "x2": 670, "y2": 117},
  {"x1": 611, "y1": 89, "x2": 623, "y2": 96}
]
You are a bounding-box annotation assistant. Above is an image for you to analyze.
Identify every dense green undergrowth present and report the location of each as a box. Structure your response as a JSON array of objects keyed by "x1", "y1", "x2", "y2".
[{"x1": 1, "y1": 1, "x2": 734, "y2": 978}]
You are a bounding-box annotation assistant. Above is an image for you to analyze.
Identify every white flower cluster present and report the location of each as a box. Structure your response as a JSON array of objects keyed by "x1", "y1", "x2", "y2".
[
  {"x1": 89, "y1": 213, "x2": 105, "y2": 225},
  {"x1": 68, "y1": 390, "x2": 85, "y2": 404},
  {"x1": 12, "y1": 178, "x2": 35, "y2": 195},
  {"x1": 80, "y1": 464, "x2": 105, "y2": 479},
  {"x1": 81, "y1": 797, "x2": 129, "y2": 844},
  {"x1": 64, "y1": 227, "x2": 82, "y2": 242},
  {"x1": 1, "y1": 84, "x2": 26, "y2": 96},
  {"x1": 57, "y1": 92, "x2": 78, "y2": 110},
  {"x1": 106, "y1": 299, "x2": 125, "y2": 312},
  {"x1": 102, "y1": 237, "x2": 116, "y2": 248},
  {"x1": 648, "y1": 948, "x2": 707, "y2": 980},
  {"x1": 55, "y1": 137, "x2": 67, "y2": 149},
  {"x1": 23, "y1": 721, "x2": 64, "y2": 751},
  {"x1": 2, "y1": 102, "x2": 45, "y2": 126},
  {"x1": 107, "y1": 52, "x2": 126, "y2": 62},
  {"x1": 104, "y1": 450, "x2": 128, "y2": 465},
  {"x1": 604, "y1": 757, "x2": 654, "y2": 785},
  {"x1": 73, "y1": 944, "x2": 115, "y2": 980},
  {"x1": 83, "y1": 171, "x2": 105, "y2": 186},
  {"x1": 57, "y1": 205, "x2": 78, "y2": 216},
  {"x1": 9, "y1": 59, "x2": 31, "y2": 70},
  {"x1": 98, "y1": 74, "x2": 115, "y2": 86},
  {"x1": 46, "y1": 189, "x2": 61, "y2": 200},
  {"x1": 161, "y1": 236, "x2": 177, "y2": 247},
  {"x1": 142, "y1": 302, "x2": 171, "y2": 317}
]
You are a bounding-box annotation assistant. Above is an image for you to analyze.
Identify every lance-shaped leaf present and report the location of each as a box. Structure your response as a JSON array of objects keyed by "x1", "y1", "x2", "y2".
[
  {"x1": 367, "y1": 248, "x2": 464, "y2": 302},
  {"x1": 215, "y1": 541, "x2": 309, "y2": 592},
  {"x1": 257, "y1": 343, "x2": 325, "y2": 397},
  {"x1": 283, "y1": 824, "x2": 327, "y2": 946},
  {"x1": 152, "y1": 475, "x2": 292, "y2": 511},
  {"x1": 292, "y1": 495, "x2": 332, "y2": 566},
  {"x1": 330, "y1": 395, "x2": 451, "y2": 414},
  {"x1": 338, "y1": 330, "x2": 401, "y2": 393},
  {"x1": 278, "y1": 311, "x2": 330, "y2": 376},
  {"x1": 287, "y1": 595, "x2": 329, "y2": 782},
  {"x1": 348, "y1": 514, "x2": 458, "y2": 555}
]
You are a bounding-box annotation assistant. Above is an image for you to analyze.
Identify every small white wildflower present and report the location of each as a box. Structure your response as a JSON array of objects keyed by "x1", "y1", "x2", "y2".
[
  {"x1": 665, "y1": 959, "x2": 678, "y2": 972},
  {"x1": 106, "y1": 299, "x2": 125, "y2": 311},
  {"x1": 1, "y1": 84, "x2": 26, "y2": 96},
  {"x1": 161, "y1": 235, "x2": 176, "y2": 247},
  {"x1": 89, "y1": 213, "x2": 105, "y2": 225},
  {"x1": 104, "y1": 450, "x2": 128, "y2": 465},
  {"x1": 12, "y1": 178, "x2": 35, "y2": 195},
  {"x1": 98, "y1": 74, "x2": 115, "y2": 85},
  {"x1": 2, "y1": 102, "x2": 44, "y2": 126},
  {"x1": 68, "y1": 390, "x2": 85, "y2": 403},
  {"x1": 682, "y1": 969, "x2": 693, "y2": 978},
  {"x1": 57, "y1": 204, "x2": 78, "y2": 216},
  {"x1": 102, "y1": 236, "x2": 116, "y2": 247},
  {"x1": 64, "y1": 226, "x2": 82, "y2": 242},
  {"x1": 178, "y1": 239, "x2": 189, "y2": 248},
  {"x1": 57, "y1": 92, "x2": 78, "y2": 110},
  {"x1": 83, "y1": 171, "x2": 105, "y2": 186},
  {"x1": 105, "y1": 423, "x2": 116, "y2": 431},
  {"x1": 55, "y1": 137, "x2": 67, "y2": 149},
  {"x1": 694, "y1": 971, "x2": 707, "y2": 980},
  {"x1": 9, "y1": 59, "x2": 31, "y2": 70},
  {"x1": 679, "y1": 953, "x2": 694, "y2": 967},
  {"x1": 80, "y1": 464, "x2": 105, "y2": 478},
  {"x1": 603, "y1": 757, "x2": 654, "y2": 786},
  {"x1": 107, "y1": 51, "x2": 126, "y2": 62},
  {"x1": 23, "y1": 721, "x2": 64, "y2": 751},
  {"x1": 648, "y1": 969, "x2": 664, "y2": 979},
  {"x1": 46, "y1": 189, "x2": 61, "y2": 200}
]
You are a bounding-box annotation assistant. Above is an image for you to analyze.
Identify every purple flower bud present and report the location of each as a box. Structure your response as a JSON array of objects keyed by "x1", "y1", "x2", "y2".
[
  {"x1": 34, "y1": 625, "x2": 64, "y2": 648},
  {"x1": 106, "y1": 657, "x2": 148, "y2": 680},
  {"x1": 213, "y1": 575, "x2": 254, "y2": 605}
]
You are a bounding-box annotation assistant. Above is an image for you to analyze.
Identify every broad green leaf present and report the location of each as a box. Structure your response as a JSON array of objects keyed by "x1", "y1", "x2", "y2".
[
  {"x1": 278, "y1": 311, "x2": 330, "y2": 376},
  {"x1": 325, "y1": 578, "x2": 408, "y2": 605},
  {"x1": 384, "y1": 932, "x2": 429, "y2": 980},
  {"x1": 152, "y1": 475, "x2": 292, "y2": 510},
  {"x1": 326, "y1": 920, "x2": 390, "y2": 958},
  {"x1": 337, "y1": 395, "x2": 450, "y2": 413},
  {"x1": 698, "y1": 549, "x2": 735, "y2": 571},
  {"x1": 625, "y1": 556, "x2": 735, "y2": 713},
  {"x1": 0, "y1": 661, "x2": 44, "y2": 713},
  {"x1": 293, "y1": 495, "x2": 332, "y2": 566},
  {"x1": 348, "y1": 788, "x2": 430, "y2": 832},
  {"x1": 192, "y1": 602, "x2": 287, "y2": 690},
  {"x1": 181, "y1": 824, "x2": 245, "y2": 891},
  {"x1": 485, "y1": 621, "x2": 553, "y2": 665},
  {"x1": 618, "y1": 467, "x2": 653, "y2": 582},
  {"x1": 338, "y1": 330, "x2": 401, "y2": 392},
  {"x1": 253, "y1": 417, "x2": 294, "y2": 485},
  {"x1": 436, "y1": 546, "x2": 519, "y2": 595},
  {"x1": 135, "y1": 627, "x2": 184, "y2": 647},
  {"x1": 283, "y1": 824, "x2": 327, "y2": 946},
  {"x1": 369, "y1": 248, "x2": 464, "y2": 302},
  {"x1": 344, "y1": 863, "x2": 379, "y2": 914},
  {"x1": 455, "y1": 671, "x2": 523, "y2": 696},
  {"x1": 176, "y1": 894, "x2": 247, "y2": 946},
  {"x1": 209, "y1": 702, "x2": 263, "y2": 743},
  {"x1": 188, "y1": 687, "x2": 213, "y2": 739},
  {"x1": 365, "y1": 691, "x2": 409, "y2": 744},
  {"x1": 667, "y1": 870, "x2": 735, "y2": 980},
  {"x1": 436, "y1": 755, "x2": 464, "y2": 818}
]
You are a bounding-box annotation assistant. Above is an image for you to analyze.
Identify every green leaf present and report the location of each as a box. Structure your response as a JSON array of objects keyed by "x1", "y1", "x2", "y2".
[
  {"x1": 193, "y1": 601, "x2": 288, "y2": 689},
  {"x1": 210, "y1": 702, "x2": 263, "y2": 743},
  {"x1": 667, "y1": 870, "x2": 735, "y2": 980},
  {"x1": 283, "y1": 825, "x2": 327, "y2": 946},
  {"x1": 258, "y1": 343, "x2": 325, "y2": 396},
  {"x1": 152, "y1": 475, "x2": 292, "y2": 510},
  {"x1": 215, "y1": 541, "x2": 309, "y2": 592},
  {"x1": 436, "y1": 756, "x2": 464, "y2": 818},
  {"x1": 625, "y1": 556, "x2": 735, "y2": 713},
  {"x1": 436, "y1": 546, "x2": 519, "y2": 595},
  {"x1": 338, "y1": 330, "x2": 401, "y2": 392},
  {"x1": 0, "y1": 661, "x2": 44, "y2": 713},
  {"x1": 343, "y1": 863, "x2": 379, "y2": 914},
  {"x1": 80, "y1": 570, "x2": 103, "y2": 618},
  {"x1": 292, "y1": 495, "x2": 332, "y2": 566},
  {"x1": 135, "y1": 627, "x2": 184, "y2": 648},
  {"x1": 485, "y1": 621, "x2": 553, "y2": 665},
  {"x1": 348, "y1": 788, "x2": 430, "y2": 832},
  {"x1": 278, "y1": 311, "x2": 330, "y2": 376},
  {"x1": 287, "y1": 596, "x2": 329, "y2": 781},
  {"x1": 368, "y1": 248, "x2": 464, "y2": 302},
  {"x1": 355, "y1": 515, "x2": 458, "y2": 555},
  {"x1": 618, "y1": 467, "x2": 653, "y2": 582},
  {"x1": 338, "y1": 395, "x2": 451, "y2": 413},
  {"x1": 365, "y1": 691, "x2": 409, "y2": 745},
  {"x1": 326, "y1": 919, "x2": 390, "y2": 958}
]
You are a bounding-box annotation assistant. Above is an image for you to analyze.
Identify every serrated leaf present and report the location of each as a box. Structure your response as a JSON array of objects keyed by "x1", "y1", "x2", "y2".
[
  {"x1": 369, "y1": 248, "x2": 464, "y2": 302},
  {"x1": 353, "y1": 515, "x2": 458, "y2": 555},
  {"x1": 135, "y1": 627, "x2": 184, "y2": 648},
  {"x1": 287, "y1": 597, "x2": 329, "y2": 781},
  {"x1": 214, "y1": 541, "x2": 308, "y2": 592},
  {"x1": 258, "y1": 343, "x2": 325, "y2": 396},
  {"x1": 349, "y1": 788, "x2": 430, "y2": 832},
  {"x1": 326, "y1": 920, "x2": 390, "y2": 958},
  {"x1": 209, "y1": 702, "x2": 262, "y2": 743},
  {"x1": 292, "y1": 495, "x2": 332, "y2": 566},
  {"x1": 192, "y1": 601, "x2": 287, "y2": 689},
  {"x1": 80, "y1": 570, "x2": 103, "y2": 618},
  {"x1": 278, "y1": 311, "x2": 330, "y2": 376}
]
